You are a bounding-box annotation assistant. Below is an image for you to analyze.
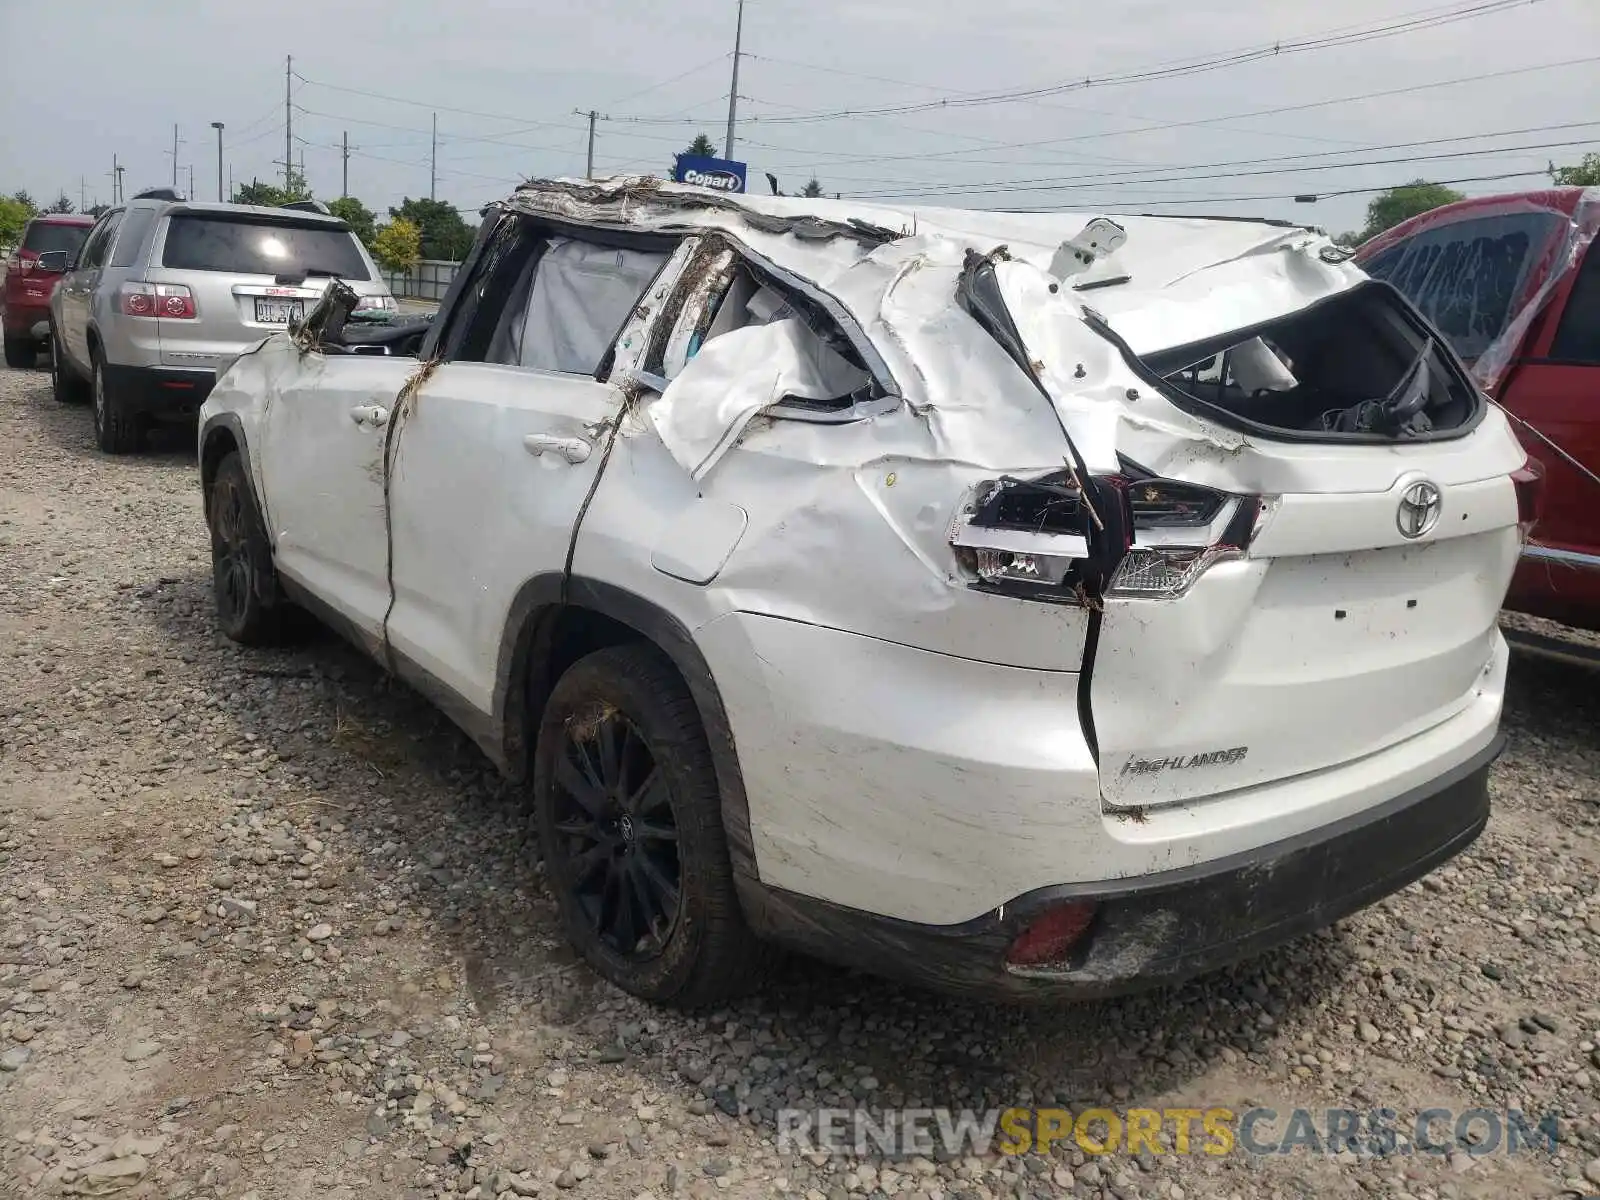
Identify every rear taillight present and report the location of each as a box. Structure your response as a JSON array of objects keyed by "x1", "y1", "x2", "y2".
[
  {"x1": 1512, "y1": 457, "x2": 1544, "y2": 540},
  {"x1": 950, "y1": 469, "x2": 1266, "y2": 603},
  {"x1": 10, "y1": 253, "x2": 32, "y2": 275},
  {"x1": 120, "y1": 282, "x2": 196, "y2": 319}
]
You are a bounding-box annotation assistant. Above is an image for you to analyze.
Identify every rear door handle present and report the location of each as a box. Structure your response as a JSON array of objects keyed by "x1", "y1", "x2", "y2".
[
  {"x1": 523, "y1": 433, "x2": 591, "y2": 464},
  {"x1": 349, "y1": 405, "x2": 390, "y2": 427}
]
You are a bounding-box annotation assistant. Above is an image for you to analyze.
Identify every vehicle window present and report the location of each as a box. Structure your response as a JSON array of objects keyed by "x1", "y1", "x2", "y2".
[
  {"x1": 21, "y1": 223, "x2": 90, "y2": 256},
  {"x1": 1548, "y1": 241, "x2": 1600, "y2": 365},
  {"x1": 78, "y1": 212, "x2": 123, "y2": 270},
  {"x1": 108, "y1": 207, "x2": 158, "y2": 269},
  {"x1": 487, "y1": 237, "x2": 670, "y2": 375},
  {"x1": 651, "y1": 257, "x2": 872, "y2": 406},
  {"x1": 1363, "y1": 211, "x2": 1564, "y2": 361},
  {"x1": 440, "y1": 215, "x2": 538, "y2": 362},
  {"x1": 160, "y1": 214, "x2": 372, "y2": 281}
]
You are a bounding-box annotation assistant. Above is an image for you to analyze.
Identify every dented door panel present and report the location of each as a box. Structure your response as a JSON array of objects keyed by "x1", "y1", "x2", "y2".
[{"x1": 253, "y1": 341, "x2": 411, "y2": 643}]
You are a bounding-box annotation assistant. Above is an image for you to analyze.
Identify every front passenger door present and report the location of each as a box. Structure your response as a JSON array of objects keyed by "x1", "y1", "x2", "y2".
[{"x1": 253, "y1": 340, "x2": 414, "y2": 653}]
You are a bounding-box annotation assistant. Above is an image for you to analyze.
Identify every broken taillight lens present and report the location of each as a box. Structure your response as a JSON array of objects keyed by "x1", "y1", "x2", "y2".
[{"x1": 952, "y1": 470, "x2": 1264, "y2": 603}]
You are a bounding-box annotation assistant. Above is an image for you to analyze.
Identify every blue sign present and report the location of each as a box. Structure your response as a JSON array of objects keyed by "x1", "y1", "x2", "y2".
[{"x1": 673, "y1": 154, "x2": 747, "y2": 194}]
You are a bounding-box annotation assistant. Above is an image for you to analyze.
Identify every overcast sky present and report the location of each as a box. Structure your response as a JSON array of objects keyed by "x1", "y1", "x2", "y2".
[{"x1": 2, "y1": 0, "x2": 1596, "y2": 237}]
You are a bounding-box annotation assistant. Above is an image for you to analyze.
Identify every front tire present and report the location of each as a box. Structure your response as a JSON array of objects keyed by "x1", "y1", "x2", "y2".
[
  {"x1": 91, "y1": 351, "x2": 142, "y2": 454},
  {"x1": 533, "y1": 644, "x2": 764, "y2": 1007},
  {"x1": 206, "y1": 451, "x2": 288, "y2": 644},
  {"x1": 3, "y1": 337, "x2": 37, "y2": 369}
]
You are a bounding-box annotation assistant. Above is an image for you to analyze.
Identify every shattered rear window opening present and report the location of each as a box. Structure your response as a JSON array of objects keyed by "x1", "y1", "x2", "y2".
[{"x1": 1136, "y1": 282, "x2": 1485, "y2": 441}]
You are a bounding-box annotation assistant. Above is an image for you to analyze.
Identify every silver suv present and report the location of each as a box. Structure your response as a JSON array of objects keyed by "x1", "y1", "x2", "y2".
[{"x1": 45, "y1": 192, "x2": 394, "y2": 453}]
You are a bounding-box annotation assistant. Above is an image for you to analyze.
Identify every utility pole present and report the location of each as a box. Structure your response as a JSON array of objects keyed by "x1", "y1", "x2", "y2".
[
  {"x1": 109, "y1": 155, "x2": 124, "y2": 205},
  {"x1": 170, "y1": 124, "x2": 183, "y2": 187},
  {"x1": 187, "y1": 164, "x2": 195, "y2": 199},
  {"x1": 79, "y1": 177, "x2": 87, "y2": 212},
  {"x1": 284, "y1": 54, "x2": 294, "y2": 191},
  {"x1": 430, "y1": 112, "x2": 438, "y2": 200},
  {"x1": 341, "y1": 131, "x2": 350, "y2": 197},
  {"x1": 723, "y1": 0, "x2": 745, "y2": 160},
  {"x1": 211, "y1": 122, "x2": 225, "y2": 201},
  {"x1": 585, "y1": 110, "x2": 597, "y2": 179}
]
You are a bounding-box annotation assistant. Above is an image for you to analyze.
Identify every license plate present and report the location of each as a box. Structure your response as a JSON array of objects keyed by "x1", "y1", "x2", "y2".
[{"x1": 255, "y1": 298, "x2": 304, "y2": 324}]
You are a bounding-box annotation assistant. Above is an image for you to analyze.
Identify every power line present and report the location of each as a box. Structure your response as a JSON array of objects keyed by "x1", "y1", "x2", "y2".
[
  {"x1": 991, "y1": 168, "x2": 1560, "y2": 213},
  {"x1": 739, "y1": 54, "x2": 1369, "y2": 152},
  {"x1": 724, "y1": 0, "x2": 1545, "y2": 125},
  {"x1": 604, "y1": 52, "x2": 730, "y2": 107},
  {"x1": 294, "y1": 72, "x2": 586, "y2": 135},
  {"x1": 848, "y1": 132, "x2": 1600, "y2": 201},
  {"x1": 736, "y1": 52, "x2": 1600, "y2": 171}
]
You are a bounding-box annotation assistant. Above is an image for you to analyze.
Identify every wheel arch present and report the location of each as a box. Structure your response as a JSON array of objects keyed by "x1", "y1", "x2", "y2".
[
  {"x1": 199, "y1": 413, "x2": 259, "y2": 530},
  {"x1": 496, "y1": 574, "x2": 757, "y2": 881}
]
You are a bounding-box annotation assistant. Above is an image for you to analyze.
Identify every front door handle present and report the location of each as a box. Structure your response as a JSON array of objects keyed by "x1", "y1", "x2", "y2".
[
  {"x1": 524, "y1": 433, "x2": 591, "y2": 464},
  {"x1": 349, "y1": 405, "x2": 390, "y2": 428}
]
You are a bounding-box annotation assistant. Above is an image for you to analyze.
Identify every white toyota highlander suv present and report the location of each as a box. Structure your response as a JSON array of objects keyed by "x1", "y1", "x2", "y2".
[{"x1": 198, "y1": 178, "x2": 1538, "y2": 1005}]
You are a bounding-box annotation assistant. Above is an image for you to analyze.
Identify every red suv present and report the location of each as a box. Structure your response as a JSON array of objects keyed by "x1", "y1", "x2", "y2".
[
  {"x1": 3, "y1": 213, "x2": 96, "y2": 368},
  {"x1": 1357, "y1": 188, "x2": 1600, "y2": 632}
]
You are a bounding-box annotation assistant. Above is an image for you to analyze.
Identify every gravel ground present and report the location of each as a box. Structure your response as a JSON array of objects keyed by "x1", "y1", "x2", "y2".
[{"x1": 2, "y1": 359, "x2": 1599, "y2": 1200}]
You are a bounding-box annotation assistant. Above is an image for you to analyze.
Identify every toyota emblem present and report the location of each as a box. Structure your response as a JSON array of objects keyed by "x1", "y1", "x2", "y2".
[{"x1": 1397, "y1": 480, "x2": 1442, "y2": 539}]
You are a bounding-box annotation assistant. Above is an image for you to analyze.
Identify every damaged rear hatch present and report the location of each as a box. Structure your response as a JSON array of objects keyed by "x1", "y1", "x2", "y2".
[{"x1": 957, "y1": 228, "x2": 1525, "y2": 810}]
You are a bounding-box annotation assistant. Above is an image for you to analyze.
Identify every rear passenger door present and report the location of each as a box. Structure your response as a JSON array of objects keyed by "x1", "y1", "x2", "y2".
[
  {"x1": 383, "y1": 216, "x2": 684, "y2": 716},
  {"x1": 58, "y1": 208, "x2": 122, "y2": 367}
]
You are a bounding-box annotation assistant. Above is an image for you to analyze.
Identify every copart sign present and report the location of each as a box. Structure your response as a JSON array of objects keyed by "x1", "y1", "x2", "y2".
[{"x1": 673, "y1": 154, "x2": 748, "y2": 193}]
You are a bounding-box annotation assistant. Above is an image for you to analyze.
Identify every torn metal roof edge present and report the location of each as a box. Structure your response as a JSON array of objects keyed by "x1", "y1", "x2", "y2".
[
  {"x1": 497, "y1": 175, "x2": 1328, "y2": 249},
  {"x1": 500, "y1": 176, "x2": 903, "y2": 247}
]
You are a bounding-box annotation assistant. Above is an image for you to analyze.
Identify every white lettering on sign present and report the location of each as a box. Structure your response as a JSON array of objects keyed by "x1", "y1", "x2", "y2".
[{"x1": 681, "y1": 169, "x2": 743, "y2": 192}]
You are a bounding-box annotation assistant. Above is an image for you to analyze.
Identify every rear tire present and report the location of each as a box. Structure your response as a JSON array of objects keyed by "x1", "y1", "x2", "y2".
[
  {"x1": 533, "y1": 644, "x2": 766, "y2": 1007},
  {"x1": 3, "y1": 337, "x2": 36, "y2": 369},
  {"x1": 91, "y1": 351, "x2": 142, "y2": 454},
  {"x1": 50, "y1": 330, "x2": 88, "y2": 404},
  {"x1": 206, "y1": 451, "x2": 289, "y2": 645}
]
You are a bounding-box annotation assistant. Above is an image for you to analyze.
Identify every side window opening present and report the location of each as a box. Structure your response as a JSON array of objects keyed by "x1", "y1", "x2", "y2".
[
  {"x1": 1549, "y1": 240, "x2": 1600, "y2": 365},
  {"x1": 486, "y1": 236, "x2": 670, "y2": 376},
  {"x1": 649, "y1": 252, "x2": 876, "y2": 412}
]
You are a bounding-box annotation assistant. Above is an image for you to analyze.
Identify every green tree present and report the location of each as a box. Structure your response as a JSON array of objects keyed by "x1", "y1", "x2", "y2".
[
  {"x1": 0, "y1": 197, "x2": 32, "y2": 246},
  {"x1": 1551, "y1": 154, "x2": 1600, "y2": 187},
  {"x1": 232, "y1": 167, "x2": 311, "y2": 208},
  {"x1": 371, "y1": 217, "x2": 422, "y2": 273},
  {"x1": 327, "y1": 196, "x2": 377, "y2": 246},
  {"x1": 801, "y1": 177, "x2": 824, "y2": 198},
  {"x1": 11, "y1": 190, "x2": 37, "y2": 215},
  {"x1": 44, "y1": 193, "x2": 74, "y2": 214},
  {"x1": 670, "y1": 132, "x2": 719, "y2": 176},
  {"x1": 1358, "y1": 180, "x2": 1465, "y2": 242},
  {"x1": 389, "y1": 197, "x2": 472, "y2": 260}
]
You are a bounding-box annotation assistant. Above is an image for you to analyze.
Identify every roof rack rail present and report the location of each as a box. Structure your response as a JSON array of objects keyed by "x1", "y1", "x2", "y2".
[{"x1": 131, "y1": 187, "x2": 183, "y2": 202}]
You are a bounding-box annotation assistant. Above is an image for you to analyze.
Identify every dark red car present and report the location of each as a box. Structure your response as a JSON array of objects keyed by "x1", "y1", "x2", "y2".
[
  {"x1": 1357, "y1": 187, "x2": 1600, "y2": 632},
  {"x1": 3, "y1": 212, "x2": 96, "y2": 368}
]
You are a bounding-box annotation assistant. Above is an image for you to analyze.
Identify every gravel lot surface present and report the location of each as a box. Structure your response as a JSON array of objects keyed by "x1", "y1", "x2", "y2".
[{"x1": 2, "y1": 359, "x2": 1599, "y2": 1200}]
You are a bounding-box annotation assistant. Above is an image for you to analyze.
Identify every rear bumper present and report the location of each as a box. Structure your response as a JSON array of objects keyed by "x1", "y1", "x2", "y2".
[
  {"x1": 104, "y1": 363, "x2": 214, "y2": 419},
  {"x1": 742, "y1": 736, "x2": 1500, "y2": 1001}
]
